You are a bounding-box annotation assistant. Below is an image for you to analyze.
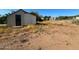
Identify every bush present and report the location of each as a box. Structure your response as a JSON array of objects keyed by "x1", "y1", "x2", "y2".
[
  {"x1": 0, "y1": 27, "x2": 12, "y2": 34},
  {"x1": 72, "y1": 20, "x2": 79, "y2": 25}
]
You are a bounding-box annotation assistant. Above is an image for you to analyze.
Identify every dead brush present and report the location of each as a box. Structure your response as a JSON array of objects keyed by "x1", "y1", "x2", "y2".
[
  {"x1": 13, "y1": 29, "x2": 21, "y2": 35},
  {"x1": 22, "y1": 25, "x2": 37, "y2": 32},
  {"x1": 72, "y1": 20, "x2": 79, "y2": 25},
  {"x1": 38, "y1": 47, "x2": 42, "y2": 50},
  {"x1": 33, "y1": 25, "x2": 45, "y2": 33},
  {"x1": 0, "y1": 28, "x2": 5, "y2": 34},
  {"x1": 53, "y1": 22, "x2": 64, "y2": 26},
  {"x1": 4, "y1": 28, "x2": 12, "y2": 33},
  {"x1": 20, "y1": 38, "x2": 29, "y2": 43},
  {"x1": 0, "y1": 27, "x2": 12, "y2": 34}
]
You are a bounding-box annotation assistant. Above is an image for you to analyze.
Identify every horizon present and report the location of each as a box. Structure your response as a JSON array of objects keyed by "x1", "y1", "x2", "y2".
[{"x1": 0, "y1": 9, "x2": 79, "y2": 17}]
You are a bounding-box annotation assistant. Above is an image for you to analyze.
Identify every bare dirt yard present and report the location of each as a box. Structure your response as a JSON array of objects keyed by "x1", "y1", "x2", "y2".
[{"x1": 0, "y1": 20, "x2": 79, "y2": 50}]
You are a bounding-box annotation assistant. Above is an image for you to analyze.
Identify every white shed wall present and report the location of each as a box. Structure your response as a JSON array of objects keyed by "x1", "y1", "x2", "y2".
[
  {"x1": 7, "y1": 14, "x2": 15, "y2": 26},
  {"x1": 23, "y1": 14, "x2": 36, "y2": 25},
  {"x1": 76, "y1": 17, "x2": 79, "y2": 20},
  {"x1": 7, "y1": 10, "x2": 36, "y2": 26},
  {"x1": 7, "y1": 11, "x2": 24, "y2": 26}
]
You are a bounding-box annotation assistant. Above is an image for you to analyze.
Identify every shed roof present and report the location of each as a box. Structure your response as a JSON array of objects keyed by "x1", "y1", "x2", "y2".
[{"x1": 8, "y1": 9, "x2": 36, "y2": 16}]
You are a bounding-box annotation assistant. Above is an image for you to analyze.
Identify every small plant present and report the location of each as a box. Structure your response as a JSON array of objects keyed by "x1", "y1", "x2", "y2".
[
  {"x1": 38, "y1": 47, "x2": 42, "y2": 50},
  {"x1": 20, "y1": 39, "x2": 29, "y2": 43}
]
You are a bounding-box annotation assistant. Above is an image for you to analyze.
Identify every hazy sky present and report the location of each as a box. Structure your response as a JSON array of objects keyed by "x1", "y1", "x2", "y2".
[{"x1": 0, "y1": 9, "x2": 79, "y2": 17}]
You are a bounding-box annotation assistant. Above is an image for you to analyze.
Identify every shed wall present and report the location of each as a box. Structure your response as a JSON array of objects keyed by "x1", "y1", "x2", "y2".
[
  {"x1": 23, "y1": 14, "x2": 36, "y2": 25},
  {"x1": 7, "y1": 11, "x2": 36, "y2": 26}
]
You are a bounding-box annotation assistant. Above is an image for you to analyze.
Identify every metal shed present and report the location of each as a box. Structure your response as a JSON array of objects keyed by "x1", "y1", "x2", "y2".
[{"x1": 7, "y1": 9, "x2": 36, "y2": 26}]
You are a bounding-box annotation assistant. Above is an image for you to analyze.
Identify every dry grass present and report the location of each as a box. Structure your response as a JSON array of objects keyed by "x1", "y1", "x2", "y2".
[
  {"x1": 0, "y1": 20, "x2": 79, "y2": 49},
  {"x1": 72, "y1": 20, "x2": 79, "y2": 25}
]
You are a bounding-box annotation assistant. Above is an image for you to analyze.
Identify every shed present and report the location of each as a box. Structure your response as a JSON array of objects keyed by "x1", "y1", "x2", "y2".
[
  {"x1": 75, "y1": 17, "x2": 79, "y2": 20},
  {"x1": 7, "y1": 9, "x2": 36, "y2": 26}
]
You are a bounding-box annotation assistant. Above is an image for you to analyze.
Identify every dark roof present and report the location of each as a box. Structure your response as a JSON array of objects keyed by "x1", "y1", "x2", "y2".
[
  {"x1": 12, "y1": 9, "x2": 29, "y2": 14},
  {"x1": 8, "y1": 9, "x2": 36, "y2": 16}
]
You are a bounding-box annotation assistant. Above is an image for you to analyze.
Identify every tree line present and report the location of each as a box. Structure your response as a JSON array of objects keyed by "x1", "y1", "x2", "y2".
[
  {"x1": 0, "y1": 11, "x2": 52, "y2": 24},
  {"x1": 0, "y1": 10, "x2": 79, "y2": 24},
  {"x1": 0, "y1": 13, "x2": 10, "y2": 24}
]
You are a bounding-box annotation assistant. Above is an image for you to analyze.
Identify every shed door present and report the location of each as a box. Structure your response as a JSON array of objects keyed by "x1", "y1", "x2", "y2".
[{"x1": 15, "y1": 15, "x2": 21, "y2": 26}]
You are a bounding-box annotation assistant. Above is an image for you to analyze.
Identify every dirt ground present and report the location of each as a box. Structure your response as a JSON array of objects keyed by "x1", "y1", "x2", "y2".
[{"x1": 0, "y1": 20, "x2": 79, "y2": 50}]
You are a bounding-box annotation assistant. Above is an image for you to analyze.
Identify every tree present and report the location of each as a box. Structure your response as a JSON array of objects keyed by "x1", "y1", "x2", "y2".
[
  {"x1": 0, "y1": 13, "x2": 10, "y2": 24},
  {"x1": 48, "y1": 16, "x2": 51, "y2": 20},
  {"x1": 44, "y1": 16, "x2": 51, "y2": 20},
  {"x1": 0, "y1": 9, "x2": 16, "y2": 24},
  {"x1": 30, "y1": 12, "x2": 43, "y2": 22},
  {"x1": 56, "y1": 16, "x2": 74, "y2": 20},
  {"x1": 44, "y1": 16, "x2": 48, "y2": 20}
]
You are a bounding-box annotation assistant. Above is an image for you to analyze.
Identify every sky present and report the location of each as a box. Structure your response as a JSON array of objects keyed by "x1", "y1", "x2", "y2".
[{"x1": 0, "y1": 9, "x2": 79, "y2": 17}]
